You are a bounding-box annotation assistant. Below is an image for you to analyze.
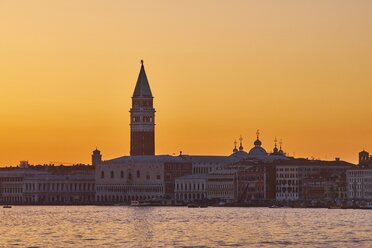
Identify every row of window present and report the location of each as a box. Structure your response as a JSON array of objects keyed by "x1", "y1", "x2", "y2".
[
  {"x1": 0, "y1": 177, "x2": 22, "y2": 182},
  {"x1": 175, "y1": 183, "x2": 205, "y2": 191},
  {"x1": 96, "y1": 194, "x2": 161, "y2": 203},
  {"x1": 101, "y1": 170, "x2": 161, "y2": 180},
  {"x1": 97, "y1": 185, "x2": 163, "y2": 193},
  {"x1": 0, "y1": 188, "x2": 22, "y2": 193},
  {"x1": 132, "y1": 116, "x2": 153, "y2": 123},
  {"x1": 24, "y1": 183, "x2": 94, "y2": 192},
  {"x1": 175, "y1": 193, "x2": 206, "y2": 200}
]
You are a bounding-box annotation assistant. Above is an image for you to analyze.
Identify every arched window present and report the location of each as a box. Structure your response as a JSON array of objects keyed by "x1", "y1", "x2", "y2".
[
  {"x1": 101, "y1": 171, "x2": 105, "y2": 179},
  {"x1": 121, "y1": 171, "x2": 124, "y2": 178},
  {"x1": 111, "y1": 171, "x2": 114, "y2": 179},
  {"x1": 137, "y1": 170, "x2": 140, "y2": 178}
]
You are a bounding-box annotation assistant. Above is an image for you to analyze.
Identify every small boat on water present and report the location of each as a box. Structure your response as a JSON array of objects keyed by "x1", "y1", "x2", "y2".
[
  {"x1": 268, "y1": 205, "x2": 281, "y2": 208},
  {"x1": 130, "y1": 200, "x2": 151, "y2": 206},
  {"x1": 3, "y1": 205, "x2": 12, "y2": 209},
  {"x1": 187, "y1": 203, "x2": 208, "y2": 208},
  {"x1": 187, "y1": 203, "x2": 199, "y2": 208}
]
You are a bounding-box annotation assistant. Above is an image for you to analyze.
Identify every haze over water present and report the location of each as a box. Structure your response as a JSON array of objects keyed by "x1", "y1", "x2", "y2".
[{"x1": 1, "y1": 206, "x2": 371, "y2": 247}]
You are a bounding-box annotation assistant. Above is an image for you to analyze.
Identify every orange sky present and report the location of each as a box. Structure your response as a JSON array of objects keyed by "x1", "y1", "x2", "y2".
[{"x1": 0, "y1": 0, "x2": 371, "y2": 165}]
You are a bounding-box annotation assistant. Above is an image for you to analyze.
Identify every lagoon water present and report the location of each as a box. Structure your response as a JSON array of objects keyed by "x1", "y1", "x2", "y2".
[{"x1": 1, "y1": 206, "x2": 371, "y2": 247}]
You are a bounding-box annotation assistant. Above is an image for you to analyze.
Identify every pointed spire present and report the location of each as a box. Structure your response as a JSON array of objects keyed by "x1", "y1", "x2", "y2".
[{"x1": 132, "y1": 60, "x2": 153, "y2": 98}]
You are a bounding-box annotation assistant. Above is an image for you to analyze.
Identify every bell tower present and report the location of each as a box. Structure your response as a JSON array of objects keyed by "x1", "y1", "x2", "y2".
[{"x1": 130, "y1": 60, "x2": 155, "y2": 156}]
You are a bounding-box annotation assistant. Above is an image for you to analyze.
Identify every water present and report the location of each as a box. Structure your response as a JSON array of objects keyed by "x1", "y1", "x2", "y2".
[{"x1": 0, "y1": 206, "x2": 371, "y2": 247}]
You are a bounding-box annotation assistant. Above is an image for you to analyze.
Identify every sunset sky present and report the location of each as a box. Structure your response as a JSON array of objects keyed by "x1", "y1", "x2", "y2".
[{"x1": 0, "y1": 0, "x2": 371, "y2": 165}]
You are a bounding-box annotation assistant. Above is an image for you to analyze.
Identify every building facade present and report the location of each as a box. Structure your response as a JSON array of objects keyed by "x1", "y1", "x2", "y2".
[
  {"x1": 174, "y1": 174, "x2": 207, "y2": 203},
  {"x1": 95, "y1": 155, "x2": 191, "y2": 204},
  {"x1": 0, "y1": 165, "x2": 95, "y2": 205},
  {"x1": 347, "y1": 168, "x2": 372, "y2": 204},
  {"x1": 276, "y1": 159, "x2": 353, "y2": 203}
]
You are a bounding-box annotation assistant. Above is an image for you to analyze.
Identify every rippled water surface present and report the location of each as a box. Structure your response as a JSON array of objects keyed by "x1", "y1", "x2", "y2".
[{"x1": 1, "y1": 206, "x2": 371, "y2": 247}]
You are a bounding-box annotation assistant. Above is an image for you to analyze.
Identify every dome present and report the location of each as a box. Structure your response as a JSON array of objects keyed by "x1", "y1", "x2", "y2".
[
  {"x1": 229, "y1": 150, "x2": 249, "y2": 159},
  {"x1": 273, "y1": 147, "x2": 279, "y2": 153},
  {"x1": 254, "y1": 139, "x2": 262, "y2": 147},
  {"x1": 248, "y1": 146, "x2": 268, "y2": 156}
]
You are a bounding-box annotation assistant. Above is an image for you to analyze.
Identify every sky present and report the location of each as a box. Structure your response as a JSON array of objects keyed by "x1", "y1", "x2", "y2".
[{"x1": 0, "y1": 0, "x2": 371, "y2": 165}]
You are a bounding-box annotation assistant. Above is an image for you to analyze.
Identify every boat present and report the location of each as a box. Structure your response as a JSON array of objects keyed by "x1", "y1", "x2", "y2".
[
  {"x1": 130, "y1": 200, "x2": 151, "y2": 206},
  {"x1": 3, "y1": 205, "x2": 12, "y2": 208},
  {"x1": 268, "y1": 205, "x2": 281, "y2": 208},
  {"x1": 187, "y1": 203, "x2": 199, "y2": 208}
]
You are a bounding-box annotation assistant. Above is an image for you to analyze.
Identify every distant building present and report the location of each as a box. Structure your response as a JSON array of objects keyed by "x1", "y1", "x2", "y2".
[
  {"x1": 275, "y1": 159, "x2": 353, "y2": 203},
  {"x1": 207, "y1": 169, "x2": 238, "y2": 203},
  {"x1": 95, "y1": 155, "x2": 191, "y2": 204},
  {"x1": 347, "y1": 168, "x2": 372, "y2": 205},
  {"x1": 231, "y1": 163, "x2": 276, "y2": 204},
  {"x1": 92, "y1": 148, "x2": 102, "y2": 166},
  {"x1": 174, "y1": 174, "x2": 207, "y2": 203},
  {"x1": 358, "y1": 150, "x2": 372, "y2": 167},
  {"x1": 302, "y1": 174, "x2": 347, "y2": 206},
  {"x1": 0, "y1": 165, "x2": 95, "y2": 205}
]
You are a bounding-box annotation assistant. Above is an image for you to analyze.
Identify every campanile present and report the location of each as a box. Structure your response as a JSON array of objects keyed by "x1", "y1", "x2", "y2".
[{"x1": 130, "y1": 60, "x2": 155, "y2": 156}]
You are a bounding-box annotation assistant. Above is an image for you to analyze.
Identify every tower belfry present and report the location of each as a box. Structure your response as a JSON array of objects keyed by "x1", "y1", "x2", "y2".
[{"x1": 130, "y1": 60, "x2": 155, "y2": 156}]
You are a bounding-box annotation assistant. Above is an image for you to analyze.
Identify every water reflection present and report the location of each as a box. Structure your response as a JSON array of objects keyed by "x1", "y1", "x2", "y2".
[{"x1": 0, "y1": 206, "x2": 371, "y2": 247}]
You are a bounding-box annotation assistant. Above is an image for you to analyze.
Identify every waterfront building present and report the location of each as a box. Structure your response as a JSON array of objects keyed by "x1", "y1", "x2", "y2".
[
  {"x1": 275, "y1": 159, "x2": 353, "y2": 203},
  {"x1": 174, "y1": 174, "x2": 207, "y2": 203},
  {"x1": 95, "y1": 155, "x2": 191, "y2": 204},
  {"x1": 0, "y1": 169, "x2": 24, "y2": 204},
  {"x1": 302, "y1": 174, "x2": 347, "y2": 206},
  {"x1": 0, "y1": 165, "x2": 95, "y2": 205},
  {"x1": 346, "y1": 168, "x2": 372, "y2": 205},
  {"x1": 207, "y1": 169, "x2": 238, "y2": 203},
  {"x1": 230, "y1": 163, "x2": 276, "y2": 204}
]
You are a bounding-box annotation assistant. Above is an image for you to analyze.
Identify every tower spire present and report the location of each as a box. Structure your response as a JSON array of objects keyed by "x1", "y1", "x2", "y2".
[{"x1": 132, "y1": 60, "x2": 153, "y2": 98}]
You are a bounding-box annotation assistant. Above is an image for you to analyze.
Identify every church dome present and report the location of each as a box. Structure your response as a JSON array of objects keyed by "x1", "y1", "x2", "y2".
[
  {"x1": 254, "y1": 139, "x2": 262, "y2": 147},
  {"x1": 248, "y1": 146, "x2": 268, "y2": 156},
  {"x1": 273, "y1": 147, "x2": 279, "y2": 153}
]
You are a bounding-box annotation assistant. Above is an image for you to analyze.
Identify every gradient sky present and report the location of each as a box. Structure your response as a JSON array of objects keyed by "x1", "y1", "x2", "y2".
[{"x1": 0, "y1": 0, "x2": 371, "y2": 165}]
